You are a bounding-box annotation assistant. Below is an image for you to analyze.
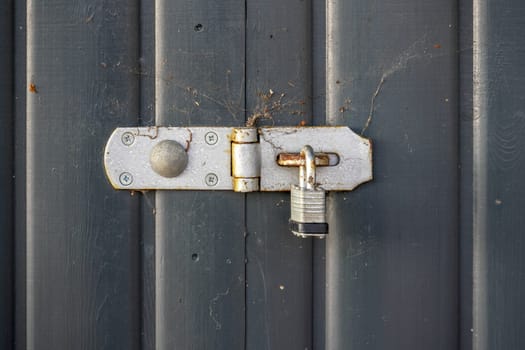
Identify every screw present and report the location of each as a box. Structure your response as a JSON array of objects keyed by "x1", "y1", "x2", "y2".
[
  {"x1": 119, "y1": 172, "x2": 133, "y2": 186},
  {"x1": 205, "y1": 173, "x2": 218, "y2": 186},
  {"x1": 205, "y1": 131, "x2": 218, "y2": 145},
  {"x1": 121, "y1": 132, "x2": 135, "y2": 146}
]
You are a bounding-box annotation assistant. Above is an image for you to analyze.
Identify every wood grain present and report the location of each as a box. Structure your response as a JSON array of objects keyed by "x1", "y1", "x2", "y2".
[
  {"x1": 245, "y1": 1, "x2": 314, "y2": 349},
  {"x1": 473, "y1": 0, "x2": 525, "y2": 348},
  {"x1": 326, "y1": 0, "x2": 459, "y2": 349},
  {"x1": 154, "y1": 1, "x2": 246, "y2": 349},
  {"x1": 25, "y1": 1, "x2": 141, "y2": 348},
  {"x1": 0, "y1": 0, "x2": 13, "y2": 348}
]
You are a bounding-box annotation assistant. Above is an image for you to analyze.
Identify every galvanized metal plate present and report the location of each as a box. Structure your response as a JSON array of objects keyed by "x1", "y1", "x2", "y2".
[
  {"x1": 104, "y1": 127, "x2": 234, "y2": 190},
  {"x1": 104, "y1": 126, "x2": 372, "y2": 191},
  {"x1": 258, "y1": 127, "x2": 372, "y2": 191}
]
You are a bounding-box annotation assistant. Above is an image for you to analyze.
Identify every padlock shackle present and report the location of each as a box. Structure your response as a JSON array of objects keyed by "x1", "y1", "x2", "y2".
[{"x1": 299, "y1": 145, "x2": 316, "y2": 190}]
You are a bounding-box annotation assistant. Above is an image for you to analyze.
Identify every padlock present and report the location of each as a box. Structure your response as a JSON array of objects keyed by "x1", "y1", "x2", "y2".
[{"x1": 289, "y1": 145, "x2": 328, "y2": 238}]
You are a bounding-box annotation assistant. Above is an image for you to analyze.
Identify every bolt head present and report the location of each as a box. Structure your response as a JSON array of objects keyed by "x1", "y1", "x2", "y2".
[{"x1": 150, "y1": 140, "x2": 188, "y2": 178}]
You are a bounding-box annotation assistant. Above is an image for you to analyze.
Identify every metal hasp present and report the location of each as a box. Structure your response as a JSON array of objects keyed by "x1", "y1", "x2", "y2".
[{"x1": 104, "y1": 126, "x2": 372, "y2": 192}]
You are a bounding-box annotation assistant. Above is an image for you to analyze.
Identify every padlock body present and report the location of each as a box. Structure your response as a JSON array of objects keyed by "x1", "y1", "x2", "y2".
[{"x1": 289, "y1": 185, "x2": 328, "y2": 238}]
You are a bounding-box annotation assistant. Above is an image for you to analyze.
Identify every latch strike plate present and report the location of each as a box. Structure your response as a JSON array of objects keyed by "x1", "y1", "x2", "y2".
[{"x1": 104, "y1": 126, "x2": 372, "y2": 192}]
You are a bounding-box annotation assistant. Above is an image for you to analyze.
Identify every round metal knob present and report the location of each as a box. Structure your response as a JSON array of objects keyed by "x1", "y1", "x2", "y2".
[{"x1": 150, "y1": 140, "x2": 188, "y2": 178}]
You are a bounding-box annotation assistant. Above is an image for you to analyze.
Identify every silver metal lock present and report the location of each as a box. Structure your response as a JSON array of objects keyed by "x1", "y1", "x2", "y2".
[{"x1": 289, "y1": 145, "x2": 328, "y2": 238}]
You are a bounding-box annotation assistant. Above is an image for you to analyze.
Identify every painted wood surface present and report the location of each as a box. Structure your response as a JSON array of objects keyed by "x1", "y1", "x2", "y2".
[
  {"x1": 24, "y1": 1, "x2": 141, "y2": 348},
  {"x1": 0, "y1": 1, "x2": 14, "y2": 348},
  {"x1": 2, "y1": 0, "x2": 525, "y2": 349},
  {"x1": 325, "y1": 0, "x2": 459, "y2": 348},
  {"x1": 245, "y1": 1, "x2": 314, "y2": 349},
  {"x1": 473, "y1": 0, "x2": 525, "y2": 348},
  {"x1": 154, "y1": 1, "x2": 246, "y2": 349}
]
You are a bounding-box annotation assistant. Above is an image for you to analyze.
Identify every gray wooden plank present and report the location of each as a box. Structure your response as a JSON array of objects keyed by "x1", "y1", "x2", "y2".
[
  {"x1": 14, "y1": 1, "x2": 27, "y2": 348},
  {"x1": 472, "y1": 0, "x2": 525, "y2": 348},
  {"x1": 325, "y1": 0, "x2": 459, "y2": 349},
  {"x1": 459, "y1": 0, "x2": 473, "y2": 348},
  {"x1": 25, "y1": 1, "x2": 141, "y2": 348},
  {"x1": 154, "y1": 1, "x2": 246, "y2": 349},
  {"x1": 245, "y1": 1, "x2": 313, "y2": 349},
  {"x1": 0, "y1": 1, "x2": 14, "y2": 348},
  {"x1": 140, "y1": 192, "x2": 156, "y2": 350},
  {"x1": 312, "y1": 0, "x2": 327, "y2": 349},
  {"x1": 139, "y1": 1, "x2": 156, "y2": 349}
]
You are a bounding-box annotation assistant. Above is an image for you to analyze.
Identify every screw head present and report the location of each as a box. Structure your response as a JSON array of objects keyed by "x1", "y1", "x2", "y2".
[
  {"x1": 119, "y1": 172, "x2": 133, "y2": 186},
  {"x1": 205, "y1": 173, "x2": 218, "y2": 186},
  {"x1": 121, "y1": 132, "x2": 135, "y2": 146},
  {"x1": 205, "y1": 131, "x2": 218, "y2": 145}
]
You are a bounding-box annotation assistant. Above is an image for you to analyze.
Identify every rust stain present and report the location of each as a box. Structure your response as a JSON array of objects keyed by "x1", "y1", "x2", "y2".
[
  {"x1": 277, "y1": 153, "x2": 331, "y2": 167},
  {"x1": 29, "y1": 83, "x2": 37, "y2": 93},
  {"x1": 185, "y1": 128, "x2": 193, "y2": 151},
  {"x1": 308, "y1": 175, "x2": 315, "y2": 186},
  {"x1": 136, "y1": 126, "x2": 159, "y2": 139}
]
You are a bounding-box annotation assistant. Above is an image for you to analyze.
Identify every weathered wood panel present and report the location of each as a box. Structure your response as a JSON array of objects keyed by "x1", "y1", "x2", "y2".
[
  {"x1": 0, "y1": 0, "x2": 14, "y2": 348},
  {"x1": 139, "y1": 1, "x2": 156, "y2": 348},
  {"x1": 245, "y1": 1, "x2": 314, "y2": 349},
  {"x1": 5, "y1": 0, "x2": 525, "y2": 349},
  {"x1": 325, "y1": 0, "x2": 459, "y2": 348},
  {"x1": 154, "y1": 1, "x2": 246, "y2": 349},
  {"x1": 473, "y1": 0, "x2": 525, "y2": 348},
  {"x1": 24, "y1": 1, "x2": 141, "y2": 348}
]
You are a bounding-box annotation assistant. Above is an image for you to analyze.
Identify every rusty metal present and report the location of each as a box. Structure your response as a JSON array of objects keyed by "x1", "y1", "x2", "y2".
[
  {"x1": 277, "y1": 153, "x2": 338, "y2": 167},
  {"x1": 231, "y1": 127, "x2": 258, "y2": 143},
  {"x1": 231, "y1": 127, "x2": 260, "y2": 192},
  {"x1": 299, "y1": 145, "x2": 316, "y2": 190}
]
